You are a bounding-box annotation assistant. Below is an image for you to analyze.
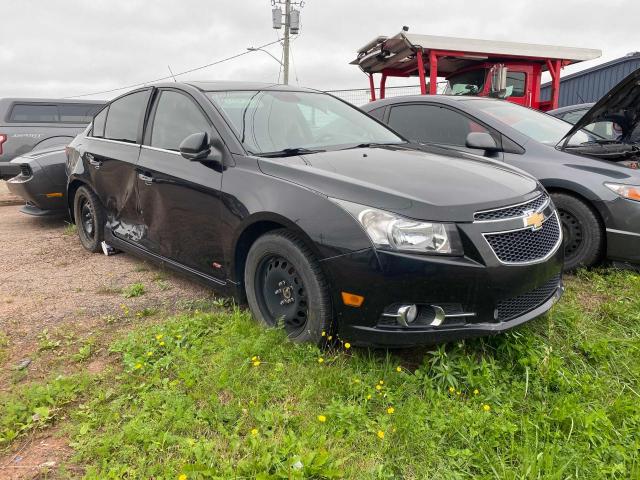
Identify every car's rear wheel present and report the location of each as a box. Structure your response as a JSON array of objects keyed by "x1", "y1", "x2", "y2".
[
  {"x1": 244, "y1": 230, "x2": 332, "y2": 344},
  {"x1": 551, "y1": 192, "x2": 603, "y2": 271},
  {"x1": 73, "y1": 186, "x2": 105, "y2": 253}
]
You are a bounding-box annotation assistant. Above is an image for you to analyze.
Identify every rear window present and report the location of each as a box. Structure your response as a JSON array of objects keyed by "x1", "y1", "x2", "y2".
[{"x1": 8, "y1": 103, "x2": 103, "y2": 124}]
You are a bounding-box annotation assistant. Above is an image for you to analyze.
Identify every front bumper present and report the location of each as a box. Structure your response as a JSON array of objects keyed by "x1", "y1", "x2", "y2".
[
  {"x1": 321, "y1": 224, "x2": 564, "y2": 347},
  {"x1": 603, "y1": 197, "x2": 640, "y2": 265}
]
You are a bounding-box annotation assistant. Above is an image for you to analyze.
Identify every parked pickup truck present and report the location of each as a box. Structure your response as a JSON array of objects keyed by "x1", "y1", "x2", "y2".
[{"x1": 0, "y1": 98, "x2": 104, "y2": 179}]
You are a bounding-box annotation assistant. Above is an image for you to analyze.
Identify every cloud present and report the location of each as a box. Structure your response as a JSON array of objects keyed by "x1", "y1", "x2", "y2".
[{"x1": 1, "y1": 0, "x2": 637, "y2": 99}]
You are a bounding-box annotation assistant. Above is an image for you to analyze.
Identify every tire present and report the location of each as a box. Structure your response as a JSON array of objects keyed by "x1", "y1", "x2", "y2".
[
  {"x1": 551, "y1": 192, "x2": 603, "y2": 271},
  {"x1": 73, "y1": 185, "x2": 105, "y2": 253},
  {"x1": 244, "y1": 230, "x2": 332, "y2": 344}
]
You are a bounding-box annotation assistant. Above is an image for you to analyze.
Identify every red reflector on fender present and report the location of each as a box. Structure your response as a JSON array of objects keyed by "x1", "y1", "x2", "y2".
[{"x1": 341, "y1": 292, "x2": 364, "y2": 307}]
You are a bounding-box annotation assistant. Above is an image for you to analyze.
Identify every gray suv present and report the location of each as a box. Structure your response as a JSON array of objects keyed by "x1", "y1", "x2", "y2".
[{"x1": 0, "y1": 98, "x2": 104, "y2": 177}]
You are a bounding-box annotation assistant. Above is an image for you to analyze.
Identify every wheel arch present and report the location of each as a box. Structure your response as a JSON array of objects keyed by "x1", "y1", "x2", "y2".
[
  {"x1": 231, "y1": 213, "x2": 326, "y2": 301},
  {"x1": 66, "y1": 178, "x2": 92, "y2": 222}
]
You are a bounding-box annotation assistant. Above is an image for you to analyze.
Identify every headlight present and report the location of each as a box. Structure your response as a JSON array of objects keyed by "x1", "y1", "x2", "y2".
[
  {"x1": 331, "y1": 198, "x2": 463, "y2": 255},
  {"x1": 604, "y1": 183, "x2": 640, "y2": 202}
]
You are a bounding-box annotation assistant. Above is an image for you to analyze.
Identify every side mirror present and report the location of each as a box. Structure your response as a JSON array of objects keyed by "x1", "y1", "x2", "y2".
[
  {"x1": 179, "y1": 132, "x2": 222, "y2": 163},
  {"x1": 465, "y1": 132, "x2": 501, "y2": 152}
]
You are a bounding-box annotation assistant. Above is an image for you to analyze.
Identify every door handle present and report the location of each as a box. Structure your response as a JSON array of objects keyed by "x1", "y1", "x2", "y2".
[{"x1": 138, "y1": 173, "x2": 154, "y2": 185}]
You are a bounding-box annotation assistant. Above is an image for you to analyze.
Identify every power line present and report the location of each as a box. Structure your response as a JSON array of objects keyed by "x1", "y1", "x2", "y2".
[{"x1": 65, "y1": 38, "x2": 282, "y2": 99}]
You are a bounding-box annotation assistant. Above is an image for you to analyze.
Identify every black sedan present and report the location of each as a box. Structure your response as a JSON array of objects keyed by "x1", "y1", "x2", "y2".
[
  {"x1": 362, "y1": 94, "x2": 640, "y2": 271},
  {"x1": 66, "y1": 82, "x2": 563, "y2": 347}
]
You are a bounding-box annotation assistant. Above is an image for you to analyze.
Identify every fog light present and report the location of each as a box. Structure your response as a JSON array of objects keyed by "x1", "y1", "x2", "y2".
[{"x1": 397, "y1": 304, "x2": 418, "y2": 327}]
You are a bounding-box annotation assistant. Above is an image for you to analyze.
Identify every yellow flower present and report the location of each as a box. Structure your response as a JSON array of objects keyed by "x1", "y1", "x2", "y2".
[
  {"x1": 366, "y1": 394, "x2": 372, "y2": 400},
  {"x1": 146, "y1": 351, "x2": 153, "y2": 356},
  {"x1": 317, "y1": 415, "x2": 327, "y2": 423},
  {"x1": 474, "y1": 389, "x2": 479, "y2": 395},
  {"x1": 396, "y1": 366, "x2": 402, "y2": 372},
  {"x1": 375, "y1": 384, "x2": 382, "y2": 391},
  {"x1": 448, "y1": 386, "x2": 455, "y2": 393},
  {"x1": 387, "y1": 407, "x2": 395, "y2": 414},
  {"x1": 321, "y1": 331, "x2": 326, "y2": 337},
  {"x1": 178, "y1": 474, "x2": 187, "y2": 480},
  {"x1": 456, "y1": 391, "x2": 461, "y2": 396},
  {"x1": 344, "y1": 342, "x2": 351, "y2": 349},
  {"x1": 483, "y1": 404, "x2": 491, "y2": 412},
  {"x1": 251, "y1": 356, "x2": 258, "y2": 361},
  {"x1": 156, "y1": 334, "x2": 163, "y2": 340},
  {"x1": 159, "y1": 341, "x2": 165, "y2": 346},
  {"x1": 318, "y1": 357, "x2": 324, "y2": 363},
  {"x1": 328, "y1": 335, "x2": 333, "y2": 341},
  {"x1": 253, "y1": 360, "x2": 261, "y2": 367},
  {"x1": 251, "y1": 428, "x2": 258, "y2": 436},
  {"x1": 134, "y1": 363, "x2": 142, "y2": 370},
  {"x1": 379, "y1": 380, "x2": 384, "y2": 385},
  {"x1": 377, "y1": 430, "x2": 385, "y2": 439}
]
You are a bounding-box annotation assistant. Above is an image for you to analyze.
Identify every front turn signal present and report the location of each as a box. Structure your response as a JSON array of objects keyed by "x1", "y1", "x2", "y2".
[{"x1": 341, "y1": 292, "x2": 364, "y2": 307}]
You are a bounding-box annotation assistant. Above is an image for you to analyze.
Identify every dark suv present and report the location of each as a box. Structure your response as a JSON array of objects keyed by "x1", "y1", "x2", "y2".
[{"x1": 66, "y1": 82, "x2": 563, "y2": 347}]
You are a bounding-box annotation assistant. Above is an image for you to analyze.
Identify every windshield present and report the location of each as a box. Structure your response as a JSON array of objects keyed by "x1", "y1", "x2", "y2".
[
  {"x1": 445, "y1": 70, "x2": 487, "y2": 96},
  {"x1": 207, "y1": 90, "x2": 403, "y2": 155},
  {"x1": 465, "y1": 99, "x2": 594, "y2": 146}
]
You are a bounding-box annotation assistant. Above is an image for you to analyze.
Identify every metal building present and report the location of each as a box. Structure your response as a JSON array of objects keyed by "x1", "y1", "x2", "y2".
[{"x1": 540, "y1": 52, "x2": 640, "y2": 107}]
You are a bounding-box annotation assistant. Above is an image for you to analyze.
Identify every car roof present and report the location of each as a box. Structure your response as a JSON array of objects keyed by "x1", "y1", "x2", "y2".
[
  {"x1": 361, "y1": 94, "x2": 506, "y2": 110},
  {"x1": 181, "y1": 81, "x2": 320, "y2": 93},
  {"x1": 0, "y1": 98, "x2": 105, "y2": 104},
  {"x1": 547, "y1": 103, "x2": 594, "y2": 115}
]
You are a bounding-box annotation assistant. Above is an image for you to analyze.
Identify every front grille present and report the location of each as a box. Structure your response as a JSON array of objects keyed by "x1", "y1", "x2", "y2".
[
  {"x1": 474, "y1": 193, "x2": 548, "y2": 221},
  {"x1": 484, "y1": 213, "x2": 561, "y2": 264},
  {"x1": 19, "y1": 164, "x2": 32, "y2": 177},
  {"x1": 497, "y1": 274, "x2": 560, "y2": 321}
]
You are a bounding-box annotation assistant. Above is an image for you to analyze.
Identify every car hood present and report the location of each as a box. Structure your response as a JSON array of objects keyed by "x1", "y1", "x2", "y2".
[
  {"x1": 560, "y1": 67, "x2": 640, "y2": 146},
  {"x1": 257, "y1": 145, "x2": 540, "y2": 222}
]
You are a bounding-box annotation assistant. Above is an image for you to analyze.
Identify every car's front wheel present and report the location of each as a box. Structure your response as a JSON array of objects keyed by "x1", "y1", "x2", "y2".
[
  {"x1": 244, "y1": 230, "x2": 332, "y2": 344},
  {"x1": 73, "y1": 185, "x2": 105, "y2": 253},
  {"x1": 551, "y1": 192, "x2": 603, "y2": 271}
]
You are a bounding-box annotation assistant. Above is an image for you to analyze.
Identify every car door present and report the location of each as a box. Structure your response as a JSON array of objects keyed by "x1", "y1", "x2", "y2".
[
  {"x1": 135, "y1": 88, "x2": 226, "y2": 281},
  {"x1": 82, "y1": 89, "x2": 151, "y2": 242},
  {"x1": 386, "y1": 103, "x2": 503, "y2": 159}
]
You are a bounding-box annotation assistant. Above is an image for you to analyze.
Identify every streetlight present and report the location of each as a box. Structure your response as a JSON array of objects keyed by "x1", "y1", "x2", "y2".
[{"x1": 247, "y1": 47, "x2": 284, "y2": 67}]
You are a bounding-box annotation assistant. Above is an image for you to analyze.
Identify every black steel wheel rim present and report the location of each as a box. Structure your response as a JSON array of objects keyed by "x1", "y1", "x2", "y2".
[
  {"x1": 79, "y1": 196, "x2": 95, "y2": 239},
  {"x1": 255, "y1": 254, "x2": 308, "y2": 335},
  {"x1": 559, "y1": 209, "x2": 583, "y2": 259}
]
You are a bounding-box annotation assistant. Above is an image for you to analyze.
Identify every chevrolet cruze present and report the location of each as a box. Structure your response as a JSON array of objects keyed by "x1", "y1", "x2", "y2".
[{"x1": 66, "y1": 82, "x2": 563, "y2": 347}]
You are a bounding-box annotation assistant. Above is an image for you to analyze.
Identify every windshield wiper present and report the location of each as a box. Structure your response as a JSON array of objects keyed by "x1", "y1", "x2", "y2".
[
  {"x1": 257, "y1": 147, "x2": 326, "y2": 158},
  {"x1": 341, "y1": 142, "x2": 403, "y2": 150}
]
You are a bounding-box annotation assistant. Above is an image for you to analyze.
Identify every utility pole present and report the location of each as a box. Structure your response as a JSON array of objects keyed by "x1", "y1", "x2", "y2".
[
  {"x1": 282, "y1": 0, "x2": 291, "y2": 85},
  {"x1": 271, "y1": 0, "x2": 303, "y2": 85}
]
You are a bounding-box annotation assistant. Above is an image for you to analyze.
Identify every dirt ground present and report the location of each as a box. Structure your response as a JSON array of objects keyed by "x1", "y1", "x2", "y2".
[{"x1": 0, "y1": 198, "x2": 215, "y2": 478}]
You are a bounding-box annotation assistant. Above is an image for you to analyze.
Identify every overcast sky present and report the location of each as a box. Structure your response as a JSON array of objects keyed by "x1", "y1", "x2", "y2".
[{"x1": 1, "y1": 0, "x2": 638, "y2": 100}]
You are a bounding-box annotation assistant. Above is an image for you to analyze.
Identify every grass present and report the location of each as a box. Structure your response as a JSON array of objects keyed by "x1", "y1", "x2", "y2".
[
  {"x1": 1, "y1": 269, "x2": 639, "y2": 478},
  {"x1": 122, "y1": 282, "x2": 145, "y2": 298}
]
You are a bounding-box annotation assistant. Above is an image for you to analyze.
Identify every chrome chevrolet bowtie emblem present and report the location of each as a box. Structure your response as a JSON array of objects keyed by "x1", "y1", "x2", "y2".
[{"x1": 523, "y1": 210, "x2": 545, "y2": 231}]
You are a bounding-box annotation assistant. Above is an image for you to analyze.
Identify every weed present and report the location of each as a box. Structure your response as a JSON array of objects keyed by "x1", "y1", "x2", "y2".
[
  {"x1": 122, "y1": 283, "x2": 145, "y2": 298},
  {"x1": 62, "y1": 223, "x2": 77, "y2": 236},
  {"x1": 37, "y1": 329, "x2": 61, "y2": 351}
]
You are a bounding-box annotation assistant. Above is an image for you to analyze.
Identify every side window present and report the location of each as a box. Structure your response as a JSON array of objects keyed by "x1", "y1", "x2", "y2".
[
  {"x1": 92, "y1": 107, "x2": 108, "y2": 138},
  {"x1": 560, "y1": 110, "x2": 585, "y2": 124},
  {"x1": 104, "y1": 90, "x2": 150, "y2": 143},
  {"x1": 9, "y1": 104, "x2": 58, "y2": 122},
  {"x1": 58, "y1": 104, "x2": 103, "y2": 123},
  {"x1": 367, "y1": 107, "x2": 385, "y2": 121},
  {"x1": 150, "y1": 91, "x2": 211, "y2": 151},
  {"x1": 506, "y1": 72, "x2": 526, "y2": 98},
  {"x1": 388, "y1": 104, "x2": 491, "y2": 147}
]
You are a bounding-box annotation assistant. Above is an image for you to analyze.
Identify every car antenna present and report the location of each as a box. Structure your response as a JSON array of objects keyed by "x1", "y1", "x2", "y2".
[{"x1": 167, "y1": 65, "x2": 177, "y2": 82}]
